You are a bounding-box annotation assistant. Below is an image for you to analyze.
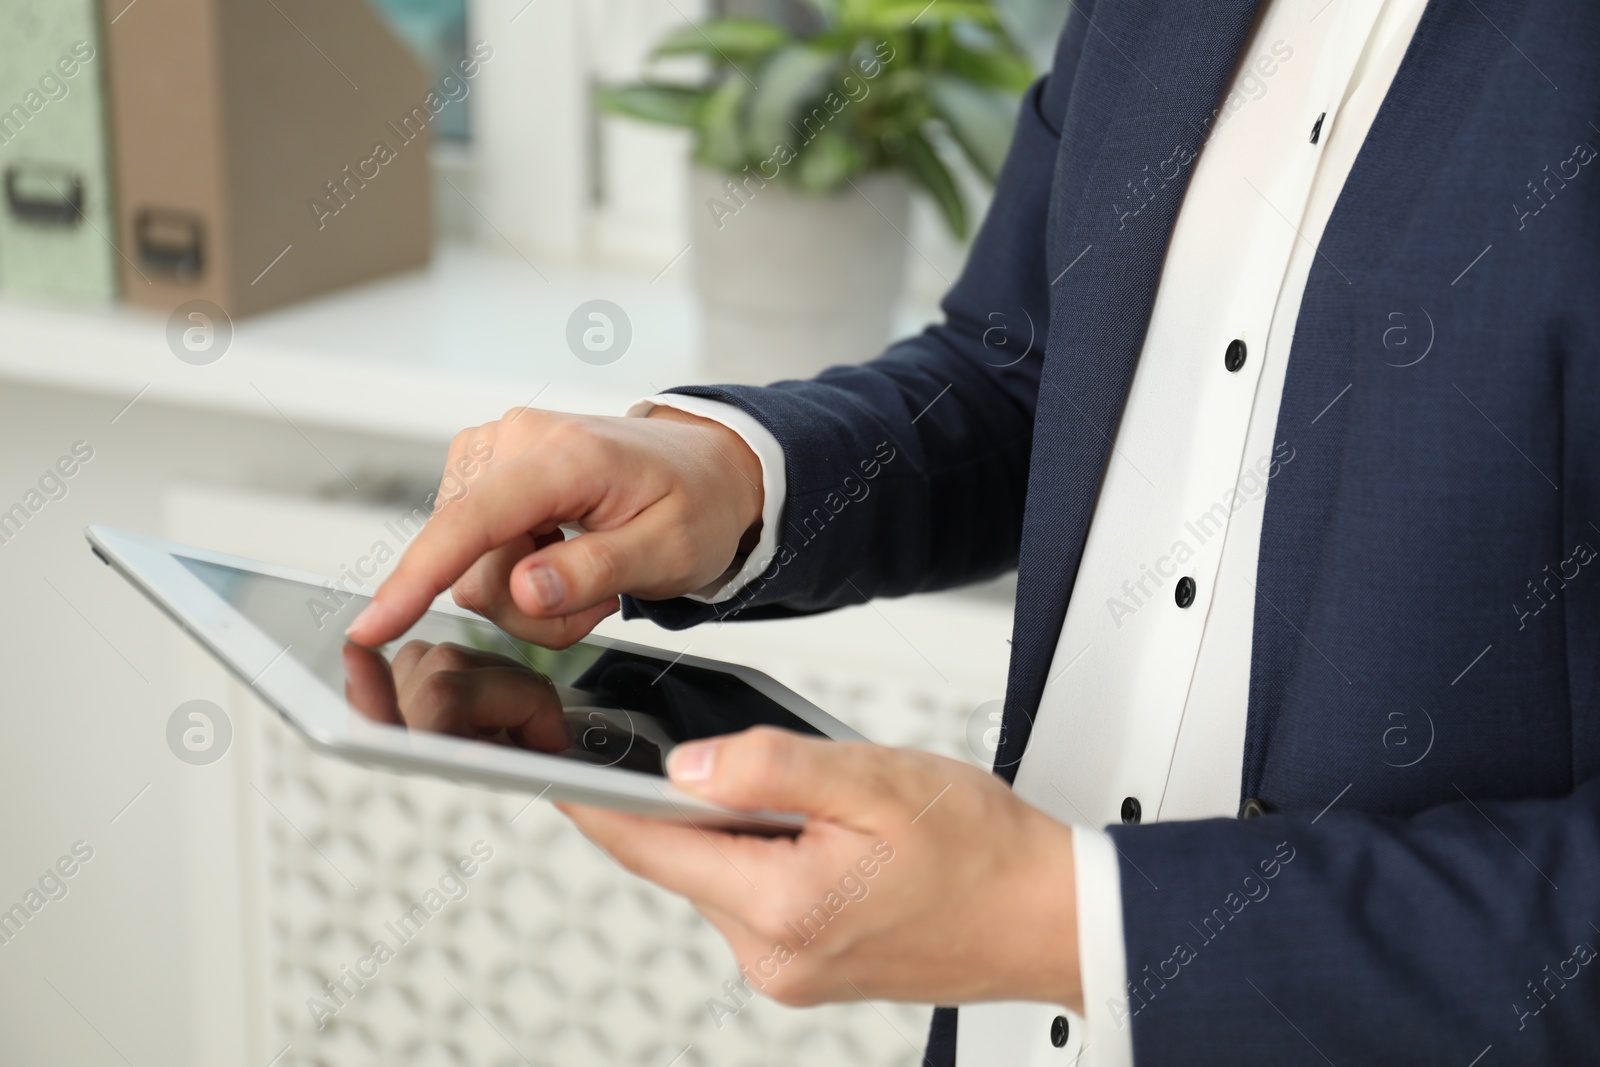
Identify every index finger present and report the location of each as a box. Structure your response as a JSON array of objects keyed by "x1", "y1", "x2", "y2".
[{"x1": 345, "y1": 448, "x2": 582, "y2": 647}]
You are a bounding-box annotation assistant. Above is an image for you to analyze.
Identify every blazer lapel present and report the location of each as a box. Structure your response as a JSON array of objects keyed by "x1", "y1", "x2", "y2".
[
  {"x1": 995, "y1": 0, "x2": 1264, "y2": 779},
  {"x1": 1241, "y1": 0, "x2": 1535, "y2": 799}
]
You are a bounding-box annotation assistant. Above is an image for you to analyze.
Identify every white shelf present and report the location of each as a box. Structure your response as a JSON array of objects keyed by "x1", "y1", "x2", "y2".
[
  {"x1": 0, "y1": 245, "x2": 703, "y2": 443},
  {"x1": 0, "y1": 241, "x2": 944, "y2": 443}
]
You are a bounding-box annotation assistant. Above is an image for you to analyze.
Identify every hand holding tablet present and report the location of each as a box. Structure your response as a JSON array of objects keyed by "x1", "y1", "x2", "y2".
[{"x1": 86, "y1": 396, "x2": 1089, "y2": 1014}]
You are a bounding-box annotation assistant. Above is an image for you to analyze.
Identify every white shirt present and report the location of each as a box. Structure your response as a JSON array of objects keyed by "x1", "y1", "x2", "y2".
[{"x1": 635, "y1": 1, "x2": 1428, "y2": 1062}]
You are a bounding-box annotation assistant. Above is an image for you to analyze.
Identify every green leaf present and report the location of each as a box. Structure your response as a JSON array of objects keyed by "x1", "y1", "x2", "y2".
[
  {"x1": 696, "y1": 77, "x2": 751, "y2": 170},
  {"x1": 927, "y1": 74, "x2": 1017, "y2": 181},
  {"x1": 859, "y1": 1, "x2": 1002, "y2": 31},
  {"x1": 942, "y1": 37, "x2": 1034, "y2": 92},
  {"x1": 746, "y1": 46, "x2": 843, "y2": 160},
  {"x1": 619, "y1": 1, "x2": 1035, "y2": 206},
  {"x1": 897, "y1": 127, "x2": 966, "y2": 238},
  {"x1": 595, "y1": 83, "x2": 706, "y2": 128},
  {"x1": 653, "y1": 17, "x2": 792, "y2": 61},
  {"x1": 794, "y1": 127, "x2": 861, "y2": 191}
]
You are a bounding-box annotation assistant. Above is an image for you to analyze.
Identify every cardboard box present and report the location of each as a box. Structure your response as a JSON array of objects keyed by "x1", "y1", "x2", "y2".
[{"x1": 103, "y1": 0, "x2": 434, "y2": 318}]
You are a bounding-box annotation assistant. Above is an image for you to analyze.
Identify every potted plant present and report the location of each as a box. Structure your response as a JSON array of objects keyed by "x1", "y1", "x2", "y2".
[{"x1": 599, "y1": 0, "x2": 1035, "y2": 382}]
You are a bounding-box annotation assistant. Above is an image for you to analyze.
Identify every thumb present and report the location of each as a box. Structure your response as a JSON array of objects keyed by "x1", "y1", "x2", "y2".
[
  {"x1": 509, "y1": 513, "x2": 691, "y2": 617},
  {"x1": 667, "y1": 727, "x2": 898, "y2": 830}
]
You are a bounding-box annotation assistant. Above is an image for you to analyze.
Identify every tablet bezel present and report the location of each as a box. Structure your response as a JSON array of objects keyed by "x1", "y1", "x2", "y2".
[{"x1": 87, "y1": 524, "x2": 865, "y2": 833}]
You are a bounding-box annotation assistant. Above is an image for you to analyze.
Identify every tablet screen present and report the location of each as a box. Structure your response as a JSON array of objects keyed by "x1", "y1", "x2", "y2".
[{"x1": 177, "y1": 556, "x2": 824, "y2": 775}]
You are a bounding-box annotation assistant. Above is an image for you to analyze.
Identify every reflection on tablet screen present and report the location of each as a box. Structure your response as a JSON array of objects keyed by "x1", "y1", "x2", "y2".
[{"x1": 178, "y1": 556, "x2": 823, "y2": 776}]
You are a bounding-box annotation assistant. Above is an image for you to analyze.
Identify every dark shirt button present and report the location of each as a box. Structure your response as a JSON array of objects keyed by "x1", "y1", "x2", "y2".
[
  {"x1": 1121, "y1": 796, "x2": 1142, "y2": 824},
  {"x1": 1239, "y1": 798, "x2": 1268, "y2": 819},
  {"x1": 1050, "y1": 1014, "x2": 1070, "y2": 1048},
  {"x1": 1175, "y1": 576, "x2": 1196, "y2": 608},
  {"x1": 1225, "y1": 338, "x2": 1247, "y2": 372}
]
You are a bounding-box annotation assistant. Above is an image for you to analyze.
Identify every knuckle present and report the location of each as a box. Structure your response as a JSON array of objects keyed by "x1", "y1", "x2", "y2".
[
  {"x1": 497, "y1": 615, "x2": 581, "y2": 651},
  {"x1": 392, "y1": 639, "x2": 432, "y2": 671},
  {"x1": 450, "y1": 424, "x2": 482, "y2": 452},
  {"x1": 547, "y1": 415, "x2": 617, "y2": 473},
  {"x1": 450, "y1": 572, "x2": 490, "y2": 614},
  {"x1": 717, "y1": 727, "x2": 791, "y2": 801},
  {"x1": 740, "y1": 726, "x2": 793, "y2": 768},
  {"x1": 448, "y1": 425, "x2": 492, "y2": 470},
  {"x1": 421, "y1": 642, "x2": 474, "y2": 673},
  {"x1": 540, "y1": 414, "x2": 589, "y2": 450},
  {"x1": 540, "y1": 619, "x2": 581, "y2": 651},
  {"x1": 415, "y1": 670, "x2": 468, "y2": 709},
  {"x1": 579, "y1": 536, "x2": 623, "y2": 593},
  {"x1": 491, "y1": 412, "x2": 535, "y2": 453}
]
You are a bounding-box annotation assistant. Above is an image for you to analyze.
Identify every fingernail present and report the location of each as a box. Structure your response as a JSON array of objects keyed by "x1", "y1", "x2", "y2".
[
  {"x1": 667, "y1": 742, "x2": 715, "y2": 785},
  {"x1": 345, "y1": 603, "x2": 378, "y2": 639},
  {"x1": 525, "y1": 563, "x2": 565, "y2": 611}
]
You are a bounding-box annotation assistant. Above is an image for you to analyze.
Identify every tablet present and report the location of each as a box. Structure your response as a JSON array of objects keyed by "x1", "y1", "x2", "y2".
[{"x1": 87, "y1": 525, "x2": 865, "y2": 833}]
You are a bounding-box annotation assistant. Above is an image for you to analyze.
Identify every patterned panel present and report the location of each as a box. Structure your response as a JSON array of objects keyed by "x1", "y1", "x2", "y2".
[{"x1": 248, "y1": 654, "x2": 983, "y2": 1067}]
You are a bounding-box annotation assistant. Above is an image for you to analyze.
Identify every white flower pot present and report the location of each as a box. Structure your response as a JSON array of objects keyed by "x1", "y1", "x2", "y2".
[{"x1": 690, "y1": 165, "x2": 910, "y2": 384}]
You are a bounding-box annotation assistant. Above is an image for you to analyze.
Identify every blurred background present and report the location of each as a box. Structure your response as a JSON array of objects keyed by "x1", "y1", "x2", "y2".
[{"x1": 0, "y1": 0, "x2": 1064, "y2": 1063}]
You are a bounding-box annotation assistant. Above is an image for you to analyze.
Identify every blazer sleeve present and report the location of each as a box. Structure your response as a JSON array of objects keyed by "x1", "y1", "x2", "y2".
[
  {"x1": 1104, "y1": 776, "x2": 1600, "y2": 1064},
  {"x1": 621, "y1": 19, "x2": 1091, "y2": 630}
]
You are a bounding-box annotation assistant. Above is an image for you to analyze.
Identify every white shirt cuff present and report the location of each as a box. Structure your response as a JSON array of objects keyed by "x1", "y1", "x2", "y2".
[
  {"x1": 1074, "y1": 827, "x2": 1135, "y2": 1067},
  {"x1": 627, "y1": 394, "x2": 787, "y2": 605}
]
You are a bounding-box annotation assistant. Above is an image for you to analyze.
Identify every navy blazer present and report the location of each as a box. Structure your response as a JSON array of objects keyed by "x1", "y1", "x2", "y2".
[{"x1": 626, "y1": 0, "x2": 1600, "y2": 1061}]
